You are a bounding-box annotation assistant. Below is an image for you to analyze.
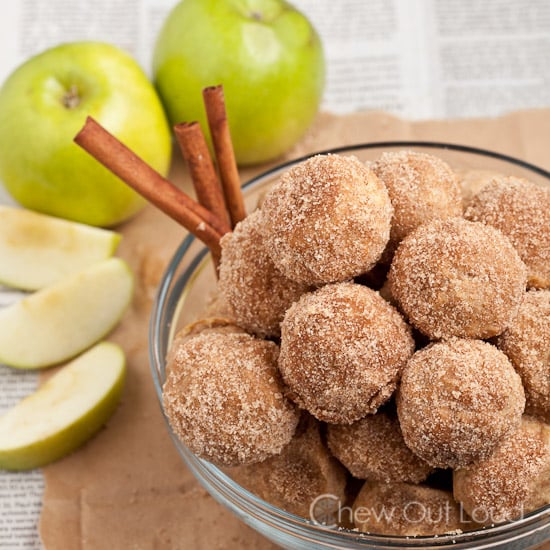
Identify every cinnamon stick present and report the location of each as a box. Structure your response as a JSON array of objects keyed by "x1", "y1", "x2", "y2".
[
  {"x1": 74, "y1": 116, "x2": 224, "y2": 262},
  {"x1": 174, "y1": 121, "x2": 231, "y2": 234},
  {"x1": 202, "y1": 85, "x2": 246, "y2": 228}
]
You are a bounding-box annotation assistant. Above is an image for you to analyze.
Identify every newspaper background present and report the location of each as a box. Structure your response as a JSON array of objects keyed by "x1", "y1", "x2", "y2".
[{"x1": 0, "y1": 0, "x2": 549, "y2": 547}]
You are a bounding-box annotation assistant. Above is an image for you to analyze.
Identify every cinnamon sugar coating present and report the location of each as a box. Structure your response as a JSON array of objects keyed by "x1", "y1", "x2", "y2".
[
  {"x1": 496, "y1": 290, "x2": 550, "y2": 423},
  {"x1": 453, "y1": 416, "x2": 550, "y2": 525},
  {"x1": 203, "y1": 287, "x2": 237, "y2": 319},
  {"x1": 456, "y1": 169, "x2": 505, "y2": 210},
  {"x1": 372, "y1": 151, "x2": 462, "y2": 260},
  {"x1": 464, "y1": 176, "x2": 550, "y2": 288},
  {"x1": 260, "y1": 154, "x2": 393, "y2": 285},
  {"x1": 218, "y1": 210, "x2": 309, "y2": 338},
  {"x1": 327, "y1": 409, "x2": 432, "y2": 483},
  {"x1": 165, "y1": 317, "x2": 245, "y2": 367},
  {"x1": 352, "y1": 482, "x2": 467, "y2": 536},
  {"x1": 228, "y1": 415, "x2": 347, "y2": 519},
  {"x1": 163, "y1": 332, "x2": 299, "y2": 466},
  {"x1": 388, "y1": 218, "x2": 527, "y2": 339},
  {"x1": 279, "y1": 282, "x2": 414, "y2": 424},
  {"x1": 397, "y1": 339, "x2": 525, "y2": 469}
]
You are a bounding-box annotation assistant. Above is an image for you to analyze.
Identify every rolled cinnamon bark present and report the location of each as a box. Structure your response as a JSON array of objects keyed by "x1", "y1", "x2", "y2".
[
  {"x1": 203, "y1": 85, "x2": 246, "y2": 228},
  {"x1": 174, "y1": 121, "x2": 231, "y2": 234},
  {"x1": 74, "y1": 116, "x2": 224, "y2": 261}
]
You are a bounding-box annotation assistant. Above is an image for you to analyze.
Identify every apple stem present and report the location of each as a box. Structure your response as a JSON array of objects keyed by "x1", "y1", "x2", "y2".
[{"x1": 62, "y1": 85, "x2": 81, "y2": 110}]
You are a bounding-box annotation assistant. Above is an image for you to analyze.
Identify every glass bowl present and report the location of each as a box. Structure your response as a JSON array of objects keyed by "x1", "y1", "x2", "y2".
[{"x1": 149, "y1": 142, "x2": 550, "y2": 550}]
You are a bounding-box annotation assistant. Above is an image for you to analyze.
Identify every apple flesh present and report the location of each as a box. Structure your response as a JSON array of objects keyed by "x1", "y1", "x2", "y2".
[
  {"x1": 0, "y1": 205, "x2": 120, "y2": 290},
  {"x1": 0, "y1": 342, "x2": 125, "y2": 471},
  {"x1": 153, "y1": 0, "x2": 325, "y2": 165},
  {"x1": 0, "y1": 257, "x2": 133, "y2": 369},
  {"x1": 0, "y1": 42, "x2": 172, "y2": 227}
]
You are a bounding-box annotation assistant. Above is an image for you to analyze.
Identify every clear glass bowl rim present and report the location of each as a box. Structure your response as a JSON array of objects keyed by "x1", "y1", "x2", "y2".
[{"x1": 149, "y1": 141, "x2": 550, "y2": 549}]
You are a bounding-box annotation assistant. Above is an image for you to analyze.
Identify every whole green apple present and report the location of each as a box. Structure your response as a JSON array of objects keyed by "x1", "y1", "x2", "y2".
[
  {"x1": 0, "y1": 42, "x2": 172, "y2": 227},
  {"x1": 153, "y1": 0, "x2": 325, "y2": 165}
]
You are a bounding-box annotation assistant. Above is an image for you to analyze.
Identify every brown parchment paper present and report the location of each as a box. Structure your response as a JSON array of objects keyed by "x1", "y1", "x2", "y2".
[{"x1": 39, "y1": 109, "x2": 550, "y2": 550}]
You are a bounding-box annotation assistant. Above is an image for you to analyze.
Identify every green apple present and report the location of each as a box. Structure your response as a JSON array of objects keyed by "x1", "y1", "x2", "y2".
[
  {"x1": 0, "y1": 205, "x2": 121, "y2": 290},
  {"x1": 0, "y1": 257, "x2": 133, "y2": 369},
  {"x1": 0, "y1": 42, "x2": 172, "y2": 227},
  {"x1": 153, "y1": 0, "x2": 325, "y2": 165},
  {"x1": 0, "y1": 341, "x2": 125, "y2": 471}
]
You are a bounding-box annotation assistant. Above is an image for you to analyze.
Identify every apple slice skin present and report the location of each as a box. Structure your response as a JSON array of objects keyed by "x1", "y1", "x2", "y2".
[
  {"x1": 0, "y1": 205, "x2": 121, "y2": 291},
  {"x1": 0, "y1": 342, "x2": 125, "y2": 471},
  {"x1": 0, "y1": 257, "x2": 133, "y2": 369}
]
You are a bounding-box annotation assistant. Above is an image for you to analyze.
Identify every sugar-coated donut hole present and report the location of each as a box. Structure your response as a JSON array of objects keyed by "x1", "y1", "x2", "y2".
[
  {"x1": 261, "y1": 154, "x2": 393, "y2": 285},
  {"x1": 279, "y1": 282, "x2": 414, "y2": 424},
  {"x1": 465, "y1": 176, "x2": 550, "y2": 288},
  {"x1": 327, "y1": 408, "x2": 433, "y2": 483},
  {"x1": 352, "y1": 481, "x2": 469, "y2": 536},
  {"x1": 218, "y1": 210, "x2": 310, "y2": 338},
  {"x1": 388, "y1": 217, "x2": 527, "y2": 339},
  {"x1": 453, "y1": 416, "x2": 550, "y2": 525},
  {"x1": 163, "y1": 331, "x2": 299, "y2": 466},
  {"x1": 397, "y1": 339, "x2": 525, "y2": 469},
  {"x1": 372, "y1": 150, "x2": 462, "y2": 262},
  {"x1": 496, "y1": 290, "x2": 550, "y2": 423},
  {"x1": 227, "y1": 414, "x2": 347, "y2": 519}
]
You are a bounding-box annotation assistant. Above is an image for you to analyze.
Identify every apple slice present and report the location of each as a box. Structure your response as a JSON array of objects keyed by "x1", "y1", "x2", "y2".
[
  {"x1": 0, "y1": 257, "x2": 133, "y2": 369},
  {"x1": 0, "y1": 206, "x2": 121, "y2": 291},
  {"x1": 0, "y1": 341, "x2": 125, "y2": 470}
]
